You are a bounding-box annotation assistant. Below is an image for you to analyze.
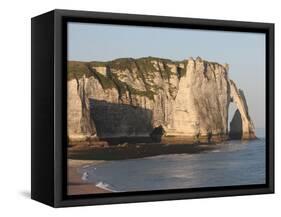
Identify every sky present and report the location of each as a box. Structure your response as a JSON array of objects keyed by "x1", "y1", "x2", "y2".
[{"x1": 68, "y1": 22, "x2": 266, "y2": 129}]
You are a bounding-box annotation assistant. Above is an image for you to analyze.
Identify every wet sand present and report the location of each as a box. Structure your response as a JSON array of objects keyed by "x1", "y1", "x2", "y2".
[{"x1": 68, "y1": 159, "x2": 110, "y2": 195}]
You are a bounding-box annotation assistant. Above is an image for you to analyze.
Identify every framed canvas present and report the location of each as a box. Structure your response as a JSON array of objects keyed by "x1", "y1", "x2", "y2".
[{"x1": 31, "y1": 9, "x2": 274, "y2": 207}]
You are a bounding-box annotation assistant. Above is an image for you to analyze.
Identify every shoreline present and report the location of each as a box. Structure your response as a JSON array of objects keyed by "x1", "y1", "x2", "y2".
[
  {"x1": 68, "y1": 143, "x2": 220, "y2": 161},
  {"x1": 68, "y1": 159, "x2": 111, "y2": 195}
]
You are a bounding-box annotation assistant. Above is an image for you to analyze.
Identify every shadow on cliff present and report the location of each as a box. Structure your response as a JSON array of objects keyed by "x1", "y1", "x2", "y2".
[
  {"x1": 69, "y1": 99, "x2": 221, "y2": 160},
  {"x1": 89, "y1": 99, "x2": 159, "y2": 145}
]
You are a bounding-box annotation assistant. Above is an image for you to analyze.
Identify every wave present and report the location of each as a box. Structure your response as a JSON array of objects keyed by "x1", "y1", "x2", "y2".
[
  {"x1": 210, "y1": 150, "x2": 221, "y2": 153},
  {"x1": 95, "y1": 181, "x2": 118, "y2": 192}
]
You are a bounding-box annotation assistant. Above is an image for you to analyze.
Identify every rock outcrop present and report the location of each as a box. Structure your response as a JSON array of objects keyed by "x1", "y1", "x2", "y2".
[{"x1": 67, "y1": 57, "x2": 256, "y2": 143}]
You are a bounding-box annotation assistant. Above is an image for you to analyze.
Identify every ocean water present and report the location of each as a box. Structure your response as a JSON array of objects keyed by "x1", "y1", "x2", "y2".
[{"x1": 81, "y1": 129, "x2": 266, "y2": 192}]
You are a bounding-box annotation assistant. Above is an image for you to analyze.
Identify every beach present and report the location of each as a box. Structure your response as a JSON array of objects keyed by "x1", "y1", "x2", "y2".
[
  {"x1": 68, "y1": 159, "x2": 110, "y2": 195},
  {"x1": 80, "y1": 138, "x2": 266, "y2": 192}
]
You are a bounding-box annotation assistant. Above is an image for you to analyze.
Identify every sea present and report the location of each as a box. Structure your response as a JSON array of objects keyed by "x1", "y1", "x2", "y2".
[{"x1": 80, "y1": 128, "x2": 266, "y2": 192}]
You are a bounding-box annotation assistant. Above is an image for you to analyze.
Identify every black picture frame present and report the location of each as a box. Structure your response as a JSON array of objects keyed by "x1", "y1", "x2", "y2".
[{"x1": 31, "y1": 9, "x2": 274, "y2": 207}]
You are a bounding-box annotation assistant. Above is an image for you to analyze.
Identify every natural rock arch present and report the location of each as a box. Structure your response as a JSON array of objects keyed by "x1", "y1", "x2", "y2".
[{"x1": 228, "y1": 80, "x2": 256, "y2": 140}]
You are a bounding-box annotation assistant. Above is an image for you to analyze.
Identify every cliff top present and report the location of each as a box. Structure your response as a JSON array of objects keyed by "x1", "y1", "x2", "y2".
[
  {"x1": 68, "y1": 56, "x2": 226, "y2": 80},
  {"x1": 68, "y1": 57, "x2": 228, "y2": 100}
]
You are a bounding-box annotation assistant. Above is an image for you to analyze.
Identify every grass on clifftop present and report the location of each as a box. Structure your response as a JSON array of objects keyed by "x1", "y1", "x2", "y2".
[
  {"x1": 68, "y1": 57, "x2": 185, "y2": 80},
  {"x1": 68, "y1": 57, "x2": 189, "y2": 100},
  {"x1": 68, "y1": 61, "x2": 92, "y2": 80}
]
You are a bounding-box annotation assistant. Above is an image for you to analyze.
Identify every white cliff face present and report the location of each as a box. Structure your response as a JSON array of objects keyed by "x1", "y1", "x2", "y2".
[
  {"x1": 92, "y1": 66, "x2": 107, "y2": 76},
  {"x1": 67, "y1": 78, "x2": 96, "y2": 141},
  {"x1": 67, "y1": 79, "x2": 83, "y2": 140},
  {"x1": 67, "y1": 57, "x2": 256, "y2": 142},
  {"x1": 171, "y1": 57, "x2": 230, "y2": 140}
]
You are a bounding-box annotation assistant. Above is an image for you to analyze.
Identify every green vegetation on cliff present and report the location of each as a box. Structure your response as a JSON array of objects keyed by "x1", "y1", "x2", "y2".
[
  {"x1": 88, "y1": 64, "x2": 116, "y2": 89},
  {"x1": 67, "y1": 57, "x2": 188, "y2": 100},
  {"x1": 68, "y1": 61, "x2": 92, "y2": 80}
]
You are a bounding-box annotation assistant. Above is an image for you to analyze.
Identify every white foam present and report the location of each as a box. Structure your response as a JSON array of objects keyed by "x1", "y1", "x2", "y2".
[
  {"x1": 210, "y1": 150, "x2": 221, "y2": 153},
  {"x1": 96, "y1": 181, "x2": 118, "y2": 192}
]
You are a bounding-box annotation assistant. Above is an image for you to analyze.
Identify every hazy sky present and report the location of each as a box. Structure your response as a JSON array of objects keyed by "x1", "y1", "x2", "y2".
[{"x1": 68, "y1": 22, "x2": 266, "y2": 129}]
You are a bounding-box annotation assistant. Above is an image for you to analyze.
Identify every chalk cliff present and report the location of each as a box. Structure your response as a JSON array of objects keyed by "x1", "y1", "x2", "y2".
[{"x1": 67, "y1": 57, "x2": 256, "y2": 143}]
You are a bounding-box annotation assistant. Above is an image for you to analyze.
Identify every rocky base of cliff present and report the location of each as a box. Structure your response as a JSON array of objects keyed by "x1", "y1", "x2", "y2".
[
  {"x1": 68, "y1": 142, "x2": 219, "y2": 161},
  {"x1": 68, "y1": 133, "x2": 232, "y2": 149}
]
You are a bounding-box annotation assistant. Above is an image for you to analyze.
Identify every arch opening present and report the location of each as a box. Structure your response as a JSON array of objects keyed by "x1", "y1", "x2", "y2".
[{"x1": 229, "y1": 109, "x2": 243, "y2": 139}]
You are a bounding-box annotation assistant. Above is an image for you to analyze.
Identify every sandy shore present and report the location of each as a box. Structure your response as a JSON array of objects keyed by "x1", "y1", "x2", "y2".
[{"x1": 68, "y1": 159, "x2": 111, "y2": 195}]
